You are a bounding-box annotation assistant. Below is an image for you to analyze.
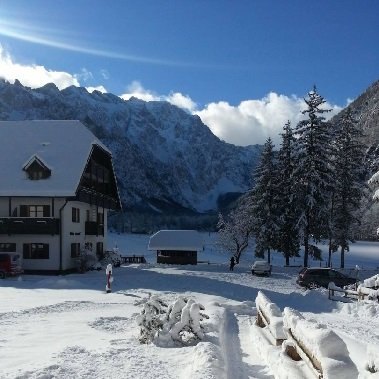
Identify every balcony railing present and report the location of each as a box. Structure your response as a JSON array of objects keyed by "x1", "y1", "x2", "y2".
[
  {"x1": 85, "y1": 221, "x2": 104, "y2": 236},
  {"x1": 0, "y1": 217, "x2": 60, "y2": 235}
]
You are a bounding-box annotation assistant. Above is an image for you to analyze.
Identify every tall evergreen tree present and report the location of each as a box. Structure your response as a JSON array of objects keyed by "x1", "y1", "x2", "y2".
[
  {"x1": 276, "y1": 121, "x2": 300, "y2": 265},
  {"x1": 332, "y1": 109, "x2": 365, "y2": 268},
  {"x1": 248, "y1": 137, "x2": 279, "y2": 264},
  {"x1": 293, "y1": 87, "x2": 333, "y2": 267}
]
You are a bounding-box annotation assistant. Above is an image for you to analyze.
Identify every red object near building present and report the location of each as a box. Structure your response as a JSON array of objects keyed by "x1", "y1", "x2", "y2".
[
  {"x1": 0, "y1": 252, "x2": 23, "y2": 279},
  {"x1": 105, "y1": 263, "x2": 113, "y2": 293}
]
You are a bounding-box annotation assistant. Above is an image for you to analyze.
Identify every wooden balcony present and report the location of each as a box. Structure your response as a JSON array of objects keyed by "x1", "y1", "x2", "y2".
[
  {"x1": 85, "y1": 221, "x2": 104, "y2": 236},
  {"x1": 0, "y1": 217, "x2": 60, "y2": 235}
]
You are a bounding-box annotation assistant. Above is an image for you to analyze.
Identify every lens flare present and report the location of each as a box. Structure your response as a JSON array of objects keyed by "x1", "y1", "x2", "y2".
[{"x1": 0, "y1": 18, "x2": 188, "y2": 67}]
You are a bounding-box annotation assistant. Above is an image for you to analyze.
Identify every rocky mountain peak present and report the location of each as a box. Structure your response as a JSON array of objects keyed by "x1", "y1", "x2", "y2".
[{"x1": 0, "y1": 79, "x2": 262, "y2": 213}]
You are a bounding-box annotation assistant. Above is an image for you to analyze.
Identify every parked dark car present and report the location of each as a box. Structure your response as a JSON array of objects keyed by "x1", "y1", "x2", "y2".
[{"x1": 296, "y1": 267, "x2": 357, "y2": 289}]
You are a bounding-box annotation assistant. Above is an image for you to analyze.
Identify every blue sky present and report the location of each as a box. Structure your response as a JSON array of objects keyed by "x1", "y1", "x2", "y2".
[{"x1": 0, "y1": 0, "x2": 378, "y2": 145}]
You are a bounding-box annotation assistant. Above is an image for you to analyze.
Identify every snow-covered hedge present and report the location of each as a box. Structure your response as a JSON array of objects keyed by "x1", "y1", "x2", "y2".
[
  {"x1": 255, "y1": 291, "x2": 286, "y2": 341},
  {"x1": 136, "y1": 295, "x2": 167, "y2": 344},
  {"x1": 283, "y1": 307, "x2": 358, "y2": 379},
  {"x1": 76, "y1": 249, "x2": 99, "y2": 272},
  {"x1": 137, "y1": 295, "x2": 209, "y2": 347},
  {"x1": 161, "y1": 299, "x2": 207, "y2": 345},
  {"x1": 101, "y1": 249, "x2": 122, "y2": 267}
]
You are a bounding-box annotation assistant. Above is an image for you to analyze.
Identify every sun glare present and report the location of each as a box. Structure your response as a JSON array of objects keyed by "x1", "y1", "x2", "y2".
[{"x1": 0, "y1": 17, "x2": 193, "y2": 67}]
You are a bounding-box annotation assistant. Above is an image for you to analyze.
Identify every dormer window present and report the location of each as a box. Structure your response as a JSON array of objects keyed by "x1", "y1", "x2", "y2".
[{"x1": 23, "y1": 155, "x2": 51, "y2": 180}]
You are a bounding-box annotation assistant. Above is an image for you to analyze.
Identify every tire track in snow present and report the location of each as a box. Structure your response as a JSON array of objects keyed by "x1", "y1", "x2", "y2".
[
  {"x1": 236, "y1": 315, "x2": 274, "y2": 379},
  {"x1": 219, "y1": 309, "x2": 273, "y2": 379},
  {"x1": 219, "y1": 309, "x2": 244, "y2": 379}
]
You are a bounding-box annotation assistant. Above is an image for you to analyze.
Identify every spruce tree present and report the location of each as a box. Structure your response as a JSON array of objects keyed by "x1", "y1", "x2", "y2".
[
  {"x1": 293, "y1": 87, "x2": 333, "y2": 267},
  {"x1": 276, "y1": 121, "x2": 300, "y2": 265},
  {"x1": 332, "y1": 109, "x2": 365, "y2": 268},
  {"x1": 249, "y1": 137, "x2": 279, "y2": 264}
]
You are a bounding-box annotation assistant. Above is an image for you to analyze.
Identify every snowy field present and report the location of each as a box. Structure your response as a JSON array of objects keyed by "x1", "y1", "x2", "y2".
[{"x1": 1, "y1": 233, "x2": 379, "y2": 379}]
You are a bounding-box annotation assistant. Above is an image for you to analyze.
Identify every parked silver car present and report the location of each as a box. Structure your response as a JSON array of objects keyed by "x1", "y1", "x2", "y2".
[{"x1": 251, "y1": 260, "x2": 272, "y2": 276}]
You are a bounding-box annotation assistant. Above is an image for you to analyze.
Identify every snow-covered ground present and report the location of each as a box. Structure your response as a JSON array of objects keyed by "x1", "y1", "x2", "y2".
[{"x1": 1, "y1": 233, "x2": 379, "y2": 378}]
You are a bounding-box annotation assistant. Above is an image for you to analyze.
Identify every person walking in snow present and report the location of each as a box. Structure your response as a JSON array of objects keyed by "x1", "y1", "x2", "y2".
[{"x1": 229, "y1": 256, "x2": 235, "y2": 271}]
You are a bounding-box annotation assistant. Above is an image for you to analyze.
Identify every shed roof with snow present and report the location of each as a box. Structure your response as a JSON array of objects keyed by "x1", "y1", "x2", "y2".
[
  {"x1": 0, "y1": 120, "x2": 111, "y2": 197},
  {"x1": 148, "y1": 230, "x2": 203, "y2": 251}
]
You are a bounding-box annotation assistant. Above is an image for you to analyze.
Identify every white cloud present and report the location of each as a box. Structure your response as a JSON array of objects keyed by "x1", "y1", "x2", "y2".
[
  {"x1": 0, "y1": 46, "x2": 344, "y2": 147},
  {"x1": 121, "y1": 82, "x2": 343, "y2": 146},
  {"x1": 120, "y1": 81, "x2": 159, "y2": 102},
  {"x1": 74, "y1": 67, "x2": 93, "y2": 82},
  {"x1": 86, "y1": 85, "x2": 107, "y2": 93},
  {"x1": 196, "y1": 93, "x2": 342, "y2": 146},
  {"x1": 100, "y1": 69, "x2": 110, "y2": 80},
  {"x1": 166, "y1": 92, "x2": 197, "y2": 112},
  {"x1": 0, "y1": 45, "x2": 79, "y2": 89},
  {"x1": 120, "y1": 81, "x2": 197, "y2": 112}
]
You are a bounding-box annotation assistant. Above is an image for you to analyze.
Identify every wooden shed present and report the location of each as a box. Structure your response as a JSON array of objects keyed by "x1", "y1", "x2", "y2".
[{"x1": 148, "y1": 230, "x2": 203, "y2": 265}]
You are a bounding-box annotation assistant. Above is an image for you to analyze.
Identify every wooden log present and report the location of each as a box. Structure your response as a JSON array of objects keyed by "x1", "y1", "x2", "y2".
[
  {"x1": 255, "y1": 293, "x2": 286, "y2": 346},
  {"x1": 287, "y1": 328, "x2": 323, "y2": 378}
]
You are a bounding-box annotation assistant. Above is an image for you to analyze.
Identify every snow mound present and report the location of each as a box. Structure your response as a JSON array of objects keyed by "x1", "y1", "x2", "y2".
[
  {"x1": 283, "y1": 307, "x2": 358, "y2": 379},
  {"x1": 339, "y1": 301, "x2": 379, "y2": 318},
  {"x1": 362, "y1": 274, "x2": 379, "y2": 288},
  {"x1": 181, "y1": 341, "x2": 224, "y2": 379}
]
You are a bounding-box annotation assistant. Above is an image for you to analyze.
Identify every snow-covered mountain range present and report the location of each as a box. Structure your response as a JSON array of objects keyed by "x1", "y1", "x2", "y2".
[
  {"x1": 0, "y1": 79, "x2": 262, "y2": 213},
  {"x1": 330, "y1": 79, "x2": 379, "y2": 173}
]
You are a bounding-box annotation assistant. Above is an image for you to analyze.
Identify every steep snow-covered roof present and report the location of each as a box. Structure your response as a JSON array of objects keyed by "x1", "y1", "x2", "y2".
[
  {"x1": 0, "y1": 120, "x2": 110, "y2": 197},
  {"x1": 148, "y1": 230, "x2": 203, "y2": 251}
]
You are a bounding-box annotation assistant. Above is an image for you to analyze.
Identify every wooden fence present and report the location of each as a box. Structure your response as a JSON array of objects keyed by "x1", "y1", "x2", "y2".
[{"x1": 120, "y1": 255, "x2": 147, "y2": 264}]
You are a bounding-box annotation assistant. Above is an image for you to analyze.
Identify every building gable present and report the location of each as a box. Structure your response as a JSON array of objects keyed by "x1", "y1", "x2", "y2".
[
  {"x1": 23, "y1": 155, "x2": 52, "y2": 180},
  {"x1": 0, "y1": 120, "x2": 120, "y2": 207},
  {"x1": 76, "y1": 144, "x2": 121, "y2": 210}
]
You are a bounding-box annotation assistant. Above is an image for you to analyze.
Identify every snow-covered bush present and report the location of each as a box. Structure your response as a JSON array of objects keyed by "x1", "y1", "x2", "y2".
[
  {"x1": 101, "y1": 249, "x2": 122, "y2": 267},
  {"x1": 136, "y1": 295, "x2": 167, "y2": 344},
  {"x1": 164, "y1": 296, "x2": 188, "y2": 329},
  {"x1": 76, "y1": 249, "x2": 99, "y2": 272},
  {"x1": 167, "y1": 299, "x2": 208, "y2": 344},
  {"x1": 137, "y1": 296, "x2": 209, "y2": 346}
]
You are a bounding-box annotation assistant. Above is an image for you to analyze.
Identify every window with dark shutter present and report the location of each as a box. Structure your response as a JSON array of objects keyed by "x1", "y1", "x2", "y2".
[
  {"x1": 72, "y1": 207, "x2": 80, "y2": 223},
  {"x1": 0, "y1": 243, "x2": 16, "y2": 252},
  {"x1": 23, "y1": 243, "x2": 49, "y2": 259},
  {"x1": 19, "y1": 205, "x2": 50, "y2": 217},
  {"x1": 20, "y1": 205, "x2": 28, "y2": 217},
  {"x1": 96, "y1": 242, "x2": 103, "y2": 256},
  {"x1": 97, "y1": 212, "x2": 104, "y2": 224},
  {"x1": 71, "y1": 243, "x2": 81, "y2": 258},
  {"x1": 43, "y1": 205, "x2": 50, "y2": 217}
]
